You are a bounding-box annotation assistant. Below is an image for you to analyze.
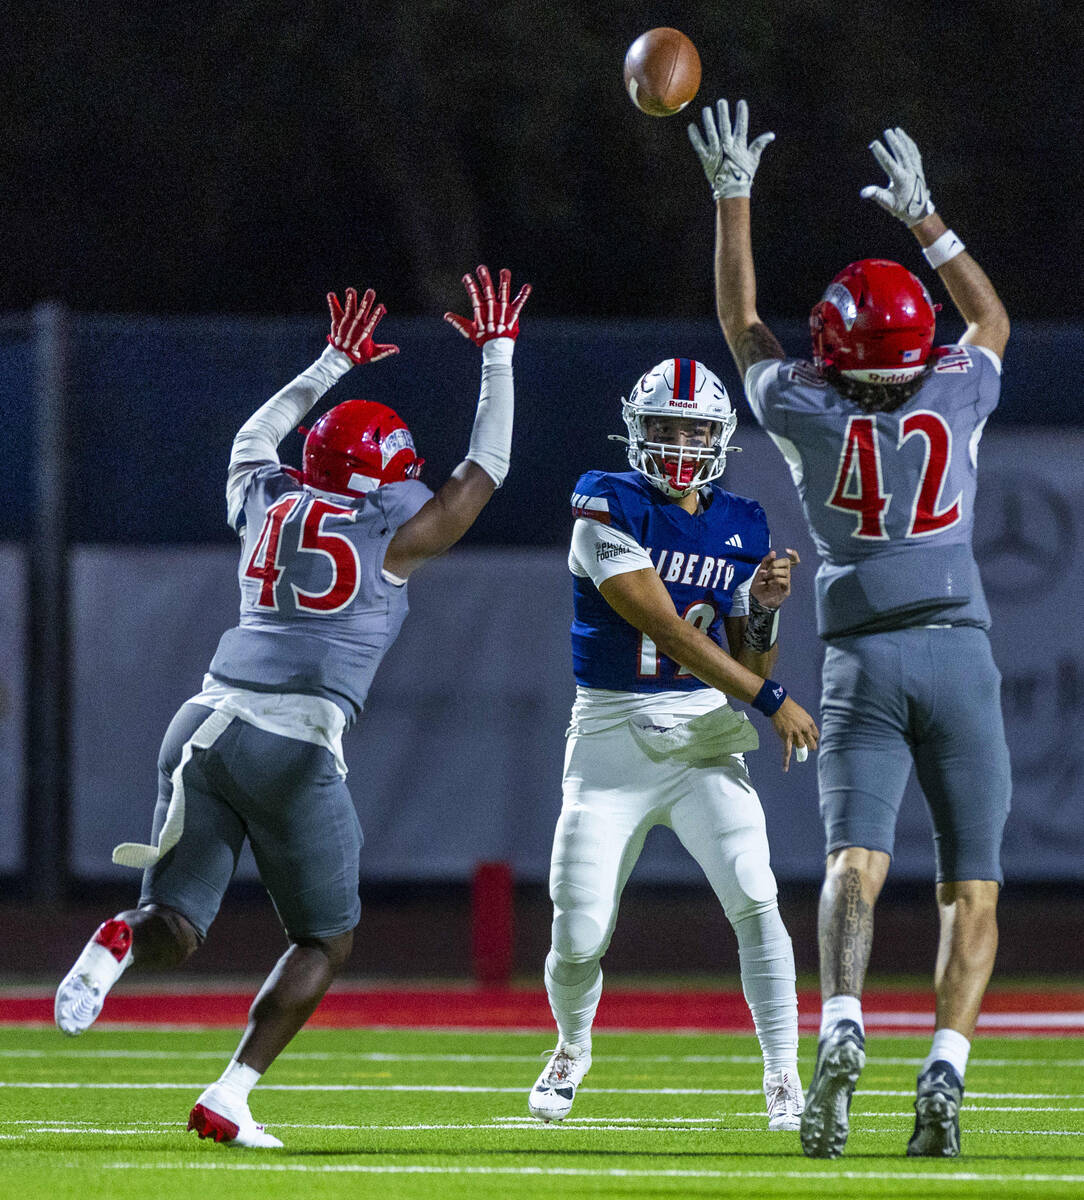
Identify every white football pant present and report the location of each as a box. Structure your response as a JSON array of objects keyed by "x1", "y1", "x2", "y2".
[{"x1": 545, "y1": 720, "x2": 798, "y2": 1070}]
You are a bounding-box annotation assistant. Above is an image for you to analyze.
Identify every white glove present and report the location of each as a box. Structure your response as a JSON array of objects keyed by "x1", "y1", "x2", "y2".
[
  {"x1": 860, "y1": 127, "x2": 935, "y2": 226},
  {"x1": 688, "y1": 99, "x2": 775, "y2": 200}
]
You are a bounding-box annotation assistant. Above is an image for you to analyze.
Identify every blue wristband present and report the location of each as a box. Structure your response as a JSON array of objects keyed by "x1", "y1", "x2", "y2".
[{"x1": 752, "y1": 679, "x2": 787, "y2": 716}]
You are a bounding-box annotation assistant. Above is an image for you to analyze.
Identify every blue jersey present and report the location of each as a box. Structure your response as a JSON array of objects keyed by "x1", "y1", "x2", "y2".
[
  {"x1": 569, "y1": 470, "x2": 770, "y2": 692},
  {"x1": 746, "y1": 346, "x2": 1001, "y2": 638}
]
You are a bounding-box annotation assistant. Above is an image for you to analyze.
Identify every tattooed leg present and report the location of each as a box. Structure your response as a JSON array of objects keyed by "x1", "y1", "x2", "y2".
[{"x1": 818, "y1": 849, "x2": 890, "y2": 1000}]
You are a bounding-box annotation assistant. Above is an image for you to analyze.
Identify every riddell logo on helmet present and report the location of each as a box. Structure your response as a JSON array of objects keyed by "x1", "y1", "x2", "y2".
[
  {"x1": 862, "y1": 369, "x2": 917, "y2": 383},
  {"x1": 667, "y1": 400, "x2": 699, "y2": 410}
]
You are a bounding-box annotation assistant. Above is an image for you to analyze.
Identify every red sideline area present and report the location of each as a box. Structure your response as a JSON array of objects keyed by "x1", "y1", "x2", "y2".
[{"x1": 3, "y1": 987, "x2": 1082, "y2": 1034}]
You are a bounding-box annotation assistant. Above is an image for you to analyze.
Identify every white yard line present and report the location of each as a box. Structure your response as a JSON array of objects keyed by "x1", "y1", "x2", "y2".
[
  {"x1": 98, "y1": 1163, "x2": 1084, "y2": 1183},
  {"x1": 3, "y1": 1080, "x2": 1083, "y2": 1098},
  {"x1": 11, "y1": 1118, "x2": 1082, "y2": 1137},
  {"x1": 5, "y1": 1019, "x2": 1084, "y2": 1036},
  {"x1": 2, "y1": 1048, "x2": 1083, "y2": 1068}
]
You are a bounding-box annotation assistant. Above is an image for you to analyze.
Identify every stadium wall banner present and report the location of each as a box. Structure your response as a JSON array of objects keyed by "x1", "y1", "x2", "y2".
[{"x1": 66, "y1": 429, "x2": 1084, "y2": 883}]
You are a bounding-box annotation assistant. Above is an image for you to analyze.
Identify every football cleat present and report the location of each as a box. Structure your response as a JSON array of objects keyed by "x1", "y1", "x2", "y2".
[
  {"x1": 55, "y1": 919, "x2": 134, "y2": 1036},
  {"x1": 528, "y1": 1042, "x2": 592, "y2": 1122},
  {"x1": 800, "y1": 1019, "x2": 866, "y2": 1158},
  {"x1": 764, "y1": 1067, "x2": 805, "y2": 1131},
  {"x1": 907, "y1": 1060, "x2": 964, "y2": 1157},
  {"x1": 187, "y1": 1085, "x2": 283, "y2": 1149}
]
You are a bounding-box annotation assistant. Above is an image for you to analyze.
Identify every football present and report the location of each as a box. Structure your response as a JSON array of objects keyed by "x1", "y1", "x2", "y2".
[{"x1": 623, "y1": 28, "x2": 701, "y2": 117}]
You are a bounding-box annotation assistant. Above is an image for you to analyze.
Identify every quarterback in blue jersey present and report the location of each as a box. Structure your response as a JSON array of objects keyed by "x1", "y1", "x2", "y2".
[
  {"x1": 55, "y1": 269, "x2": 530, "y2": 1148},
  {"x1": 528, "y1": 356, "x2": 819, "y2": 1132},
  {"x1": 690, "y1": 99, "x2": 1012, "y2": 1158}
]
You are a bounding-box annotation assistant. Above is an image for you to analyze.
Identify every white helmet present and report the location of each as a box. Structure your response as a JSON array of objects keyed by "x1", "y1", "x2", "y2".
[{"x1": 613, "y1": 358, "x2": 739, "y2": 497}]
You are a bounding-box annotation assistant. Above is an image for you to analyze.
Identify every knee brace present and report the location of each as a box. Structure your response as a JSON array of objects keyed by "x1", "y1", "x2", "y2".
[
  {"x1": 546, "y1": 950, "x2": 600, "y2": 987},
  {"x1": 551, "y1": 909, "x2": 607, "y2": 964},
  {"x1": 721, "y1": 848, "x2": 779, "y2": 925}
]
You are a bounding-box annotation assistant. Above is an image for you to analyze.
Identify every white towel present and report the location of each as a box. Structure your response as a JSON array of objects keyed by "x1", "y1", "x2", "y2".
[
  {"x1": 112, "y1": 708, "x2": 234, "y2": 870},
  {"x1": 629, "y1": 704, "x2": 759, "y2": 763}
]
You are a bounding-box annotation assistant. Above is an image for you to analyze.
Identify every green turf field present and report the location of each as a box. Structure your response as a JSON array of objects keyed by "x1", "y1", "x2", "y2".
[{"x1": 1, "y1": 1026, "x2": 1082, "y2": 1198}]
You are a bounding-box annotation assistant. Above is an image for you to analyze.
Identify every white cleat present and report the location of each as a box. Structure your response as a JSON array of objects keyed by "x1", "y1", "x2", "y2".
[
  {"x1": 187, "y1": 1085, "x2": 283, "y2": 1148},
  {"x1": 55, "y1": 971, "x2": 106, "y2": 1036},
  {"x1": 528, "y1": 1042, "x2": 592, "y2": 1122},
  {"x1": 765, "y1": 1067, "x2": 805, "y2": 1131},
  {"x1": 55, "y1": 919, "x2": 133, "y2": 1036}
]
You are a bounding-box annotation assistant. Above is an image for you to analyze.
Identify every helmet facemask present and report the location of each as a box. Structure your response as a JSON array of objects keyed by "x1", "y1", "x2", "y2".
[{"x1": 611, "y1": 358, "x2": 739, "y2": 498}]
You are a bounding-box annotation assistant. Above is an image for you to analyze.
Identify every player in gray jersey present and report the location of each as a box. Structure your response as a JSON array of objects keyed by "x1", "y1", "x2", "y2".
[
  {"x1": 54, "y1": 268, "x2": 530, "y2": 1148},
  {"x1": 689, "y1": 101, "x2": 1011, "y2": 1158}
]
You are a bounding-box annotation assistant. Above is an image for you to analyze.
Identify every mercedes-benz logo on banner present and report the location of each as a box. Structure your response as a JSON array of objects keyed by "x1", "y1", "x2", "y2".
[{"x1": 975, "y1": 474, "x2": 1075, "y2": 598}]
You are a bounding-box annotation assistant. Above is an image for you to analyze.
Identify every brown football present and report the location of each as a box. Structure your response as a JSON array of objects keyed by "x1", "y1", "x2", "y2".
[{"x1": 623, "y1": 28, "x2": 701, "y2": 117}]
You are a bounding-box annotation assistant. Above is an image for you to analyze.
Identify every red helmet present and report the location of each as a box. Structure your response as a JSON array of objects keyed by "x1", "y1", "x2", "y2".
[
  {"x1": 810, "y1": 259, "x2": 937, "y2": 383},
  {"x1": 302, "y1": 400, "x2": 423, "y2": 497}
]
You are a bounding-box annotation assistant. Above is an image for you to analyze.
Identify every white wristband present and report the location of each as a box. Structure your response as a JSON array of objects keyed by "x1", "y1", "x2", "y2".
[{"x1": 923, "y1": 229, "x2": 965, "y2": 270}]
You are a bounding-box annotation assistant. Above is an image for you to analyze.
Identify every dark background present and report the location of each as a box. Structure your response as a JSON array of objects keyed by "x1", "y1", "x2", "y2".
[
  {"x1": 5, "y1": 1, "x2": 1080, "y2": 322},
  {"x1": 5, "y1": 2, "x2": 1082, "y2": 973}
]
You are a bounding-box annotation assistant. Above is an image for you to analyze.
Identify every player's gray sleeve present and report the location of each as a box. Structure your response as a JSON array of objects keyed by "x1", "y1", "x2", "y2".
[
  {"x1": 570, "y1": 518, "x2": 654, "y2": 586},
  {"x1": 970, "y1": 344, "x2": 1002, "y2": 374},
  {"x1": 743, "y1": 359, "x2": 782, "y2": 426},
  {"x1": 226, "y1": 345, "x2": 355, "y2": 529}
]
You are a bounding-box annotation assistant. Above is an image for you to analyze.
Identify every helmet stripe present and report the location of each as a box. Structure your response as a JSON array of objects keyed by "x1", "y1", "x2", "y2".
[{"x1": 673, "y1": 357, "x2": 695, "y2": 400}]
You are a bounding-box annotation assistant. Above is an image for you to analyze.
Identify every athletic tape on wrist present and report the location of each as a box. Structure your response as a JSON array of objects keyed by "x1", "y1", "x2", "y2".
[
  {"x1": 742, "y1": 596, "x2": 780, "y2": 653},
  {"x1": 751, "y1": 679, "x2": 787, "y2": 716},
  {"x1": 923, "y1": 229, "x2": 965, "y2": 270}
]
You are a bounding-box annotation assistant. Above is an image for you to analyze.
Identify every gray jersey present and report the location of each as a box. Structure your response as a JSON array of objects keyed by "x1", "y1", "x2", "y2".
[
  {"x1": 209, "y1": 465, "x2": 432, "y2": 722},
  {"x1": 746, "y1": 346, "x2": 1001, "y2": 638}
]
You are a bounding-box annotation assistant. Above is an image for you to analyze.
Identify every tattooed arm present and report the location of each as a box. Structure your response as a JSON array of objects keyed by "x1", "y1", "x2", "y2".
[
  {"x1": 713, "y1": 196, "x2": 786, "y2": 377},
  {"x1": 686, "y1": 100, "x2": 784, "y2": 377}
]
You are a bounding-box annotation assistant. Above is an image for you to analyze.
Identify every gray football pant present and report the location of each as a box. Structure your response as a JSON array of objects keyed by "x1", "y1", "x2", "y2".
[
  {"x1": 818, "y1": 625, "x2": 1011, "y2": 883},
  {"x1": 140, "y1": 702, "x2": 363, "y2": 940}
]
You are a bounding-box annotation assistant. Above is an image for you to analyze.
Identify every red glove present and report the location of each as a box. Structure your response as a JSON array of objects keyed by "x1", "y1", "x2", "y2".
[
  {"x1": 444, "y1": 265, "x2": 531, "y2": 345},
  {"x1": 327, "y1": 287, "x2": 399, "y2": 364}
]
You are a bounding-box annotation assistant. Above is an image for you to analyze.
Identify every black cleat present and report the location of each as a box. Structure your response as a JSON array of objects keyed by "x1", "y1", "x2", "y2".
[
  {"x1": 907, "y1": 1060, "x2": 964, "y2": 1157},
  {"x1": 800, "y1": 1019, "x2": 866, "y2": 1158}
]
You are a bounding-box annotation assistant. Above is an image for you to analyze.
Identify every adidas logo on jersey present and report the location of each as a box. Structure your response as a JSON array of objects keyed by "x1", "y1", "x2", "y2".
[{"x1": 725, "y1": 534, "x2": 743, "y2": 548}]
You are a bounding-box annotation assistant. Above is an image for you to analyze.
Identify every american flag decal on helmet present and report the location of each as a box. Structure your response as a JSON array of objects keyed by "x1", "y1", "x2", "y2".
[
  {"x1": 571, "y1": 493, "x2": 611, "y2": 524},
  {"x1": 901, "y1": 348, "x2": 922, "y2": 362}
]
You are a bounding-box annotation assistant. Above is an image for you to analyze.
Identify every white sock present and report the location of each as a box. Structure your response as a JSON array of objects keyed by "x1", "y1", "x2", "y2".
[
  {"x1": 922, "y1": 1029, "x2": 970, "y2": 1081},
  {"x1": 544, "y1": 950, "x2": 602, "y2": 1053},
  {"x1": 734, "y1": 908, "x2": 799, "y2": 1075},
  {"x1": 214, "y1": 1059, "x2": 261, "y2": 1102},
  {"x1": 820, "y1": 993, "x2": 864, "y2": 1037}
]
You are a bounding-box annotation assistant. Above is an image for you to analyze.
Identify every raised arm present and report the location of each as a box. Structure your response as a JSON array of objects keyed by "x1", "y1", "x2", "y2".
[
  {"x1": 599, "y1": 564, "x2": 818, "y2": 771},
  {"x1": 688, "y1": 99, "x2": 786, "y2": 378},
  {"x1": 382, "y1": 265, "x2": 531, "y2": 579},
  {"x1": 860, "y1": 127, "x2": 1009, "y2": 357},
  {"x1": 226, "y1": 287, "x2": 397, "y2": 529}
]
